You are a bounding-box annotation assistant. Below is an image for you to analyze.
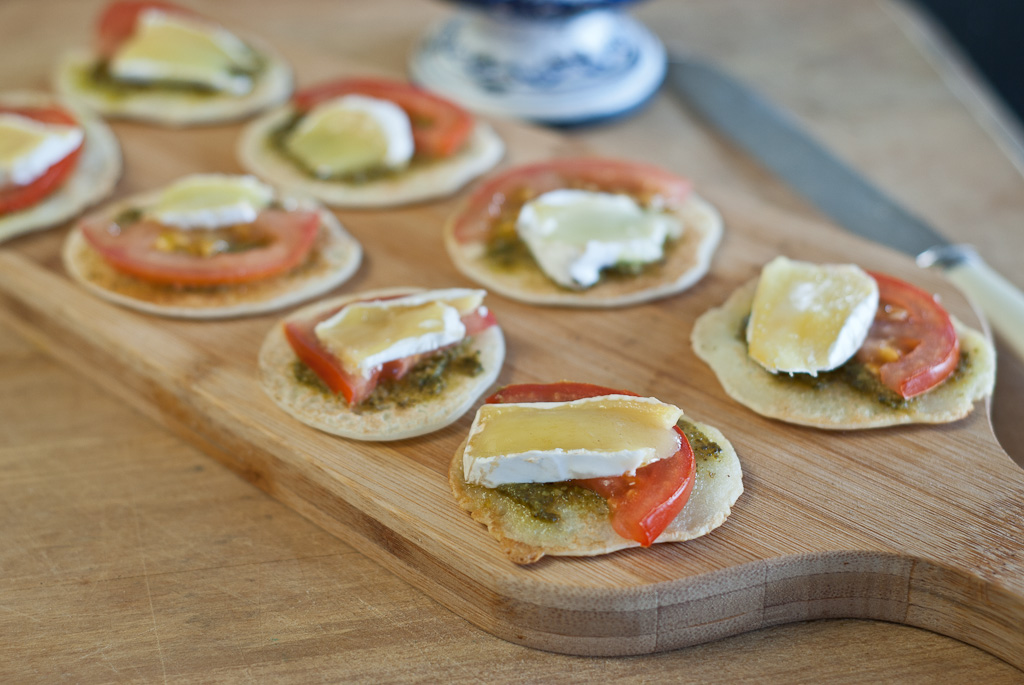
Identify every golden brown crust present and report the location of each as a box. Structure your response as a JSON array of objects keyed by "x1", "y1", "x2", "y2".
[
  {"x1": 450, "y1": 421, "x2": 743, "y2": 564},
  {"x1": 62, "y1": 191, "x2": 362, "y2": 319},
  {"x1": 444, "y1": 192, "x2": 722, "y2": 308},
  {"x1": 258, "y1": 288, "x2": 506, "y2": 441},
  {"x1": 691, "y1": 278, "x2": 997, "y2": 429}
]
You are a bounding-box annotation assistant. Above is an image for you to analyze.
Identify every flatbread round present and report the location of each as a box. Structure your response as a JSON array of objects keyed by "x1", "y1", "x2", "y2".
[
  {"x1": 259, "y1": 288, "x2": 506, "y2": 441},
  {"x1": 444, "y1": 192, "x2": 723, "y2": 308},
  {"x1": 691, "y1": 278, "x2": 997, "y2": 429},
  {"x1": 0, "y1": 91, "x2": 121, "y2": 243},
  {"x1": 450, "y1": 419, "x2": 743, "y2": 564},
  {"x1": 237, "y1": 104, "x2": 504, "y2": 208},
  {"x1": 53, "y1": 40, "x2": 292, "y2": 127},
  {"x1": 62, "y1": 190, "x2": 362, "y2": 319}
]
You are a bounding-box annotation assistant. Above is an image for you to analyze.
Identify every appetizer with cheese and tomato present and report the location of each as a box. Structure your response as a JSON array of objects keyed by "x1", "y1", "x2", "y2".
[
  {"x1": 450, "y1": 382, "x2": 743, "y2": 564},
  {"x1": 0, "y1": 91, "x2": 120, "y2": 243},
  {"x1": 444, "y1": 158, "x2": 722, "y2": 307},
  {"x1": 62, "y1": 173, "x2": 361, "y2": 318},
  {"x1": 237, "y1": 77, "x2": 504, "y2": 207},
  {"x1": 692, "y1": 256, "x2": 996, "y2": 428},
  {"x1": 259, "y1": 287, "x2": 505, "y2": 440},
  {"x1": 54, "y1": 1, "x2": 291, "y2": 126}
]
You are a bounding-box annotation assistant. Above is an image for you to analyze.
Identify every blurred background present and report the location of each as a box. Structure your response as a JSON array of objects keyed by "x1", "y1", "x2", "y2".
[{"x1": 915, "y1": 0, "x2": 1024, "y2": 128}]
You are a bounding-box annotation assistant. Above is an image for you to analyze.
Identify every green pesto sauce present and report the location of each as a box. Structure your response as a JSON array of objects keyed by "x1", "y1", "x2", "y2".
[
  {"x1": 267, "y1": 113, "x2": 440, "y2": 185},
  {"x1": 480, "y1": 183, "x2": 674, "y2": 286},
  {"x1": 292, "y1": 339, "x2": 484, "y2": 413},
  {"x1": 737, "y1": 314, "x2": 971, "y2": 409},
  {"x1": 74, "y1": 56, "x2": 264, "y2": 101},
  {"x1": 486, "y1": 418, "x2": 723, "y2": 525}
]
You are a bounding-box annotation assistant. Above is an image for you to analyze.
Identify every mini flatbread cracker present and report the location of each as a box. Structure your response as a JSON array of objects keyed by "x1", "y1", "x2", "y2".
[
  {"x1": 0, "y1": 91, "x2": 121, "y2": 243},
  {"x1": 237, "y1": 104, "x2": 504, "y2": 208},
  {"x1": 444, "y1": 192, "x2": 722, "y2": 308},
  {"x1": 691, "y1": 278, "x2": 996, "y2": 429},
  {"x1": 62, "y1": 190, "x2": 361, "y2": 319},
  {"x1": 53, "y1": 37, "x2": 292, "y2": 127},
  {"x1": 450, "y1": 419, "x2": 743, "y2": 564},
  {"x1": 259, "y1": 288, "x2": 506, "y2": 441}
]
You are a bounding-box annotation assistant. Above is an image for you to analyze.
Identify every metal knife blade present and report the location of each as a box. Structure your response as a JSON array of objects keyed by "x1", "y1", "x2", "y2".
[{"x1": 667, "y1": 55, "x2": 1024, "y2": 359}]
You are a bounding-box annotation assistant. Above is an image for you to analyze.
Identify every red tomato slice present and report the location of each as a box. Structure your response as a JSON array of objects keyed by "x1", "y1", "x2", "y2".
[
  {"x1": 292, "y1": 78, "x2": 474, "y2": 159},
  {"x1": 485, "y1": 382, "x2": 696, "y2": 547},
  {"x1": 285, "y1": 297, "x2": 497, "y2": 406},
  {"x1": 79, "y1": 208, "x2": 320, "y2": 287},
  {"x1": 0, "y1": 106, "x2": 83, "y2": 216},
  {"x1": 452, "y1": 158, "x2": 693, "y2": 244},
  {"x1": 855, "y1": 271, "x2": 960, "y2": 399},
  {"x1": 96, "y1": 0, "x2": 191, "y2": 58}
]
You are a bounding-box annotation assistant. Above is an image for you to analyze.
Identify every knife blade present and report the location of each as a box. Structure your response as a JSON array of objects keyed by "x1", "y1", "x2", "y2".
[{"x1": 667, "y1": 55, "x2": 1024, "y2": 360}]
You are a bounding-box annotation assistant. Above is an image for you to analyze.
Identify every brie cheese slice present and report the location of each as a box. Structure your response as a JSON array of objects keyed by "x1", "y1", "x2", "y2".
[
  {"x1": 144, "y1": 174, "x2": 274, "y2": 229},
  {"x1": 285, "y1": 94, "x2": 414, "y2": 177},
  {"x1": 516, "y1": 189, "x2": 683, "y2": 289},
  {"x1": 746, "y1": 256, "x2": 879, "y2": 375},
  {"x1": 109, "y1": 9, "x2": 258, "y2": 95},
  {"x1": 0, "y1": 113, "x2": 83, "y2": 187},
  {"x1": 463, "y1": 394, "x2": 683, "y2": 488},
  {"x1": 314, "y1": 288, "x2": 485, "y2": 378}
]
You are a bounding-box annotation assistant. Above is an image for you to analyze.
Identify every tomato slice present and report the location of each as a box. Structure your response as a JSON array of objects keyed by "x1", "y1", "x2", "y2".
[
  {"x1": 452, "y1": 158, "x2": 693, "y2": 244},
  {"x1": 285, "y1": 298, "x2": 497, "y2": 406},
  {"x1": 96, "y1": 1, "x2": 191, "y2": 58},
  {"x1": 79, "y1": 208, "x2": 320, "y2": 287},
  {"x1": 292, "y1": 78, "x2": 474, "y2": 159},
  {"x1": 855, "y1": 271, "x2": 960, "y2": 399},
  {"x1": 0, "y1": 106, "x2": 84, "y2": 216},
  {"x1": 485, "y1": 382, "x2": 696, "y2": 547}
]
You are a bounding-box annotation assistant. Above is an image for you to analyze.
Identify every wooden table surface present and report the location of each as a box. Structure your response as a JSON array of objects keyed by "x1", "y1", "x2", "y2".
[{"x1": 2, "y1": 0, "x2": 1023, "y2": 681}]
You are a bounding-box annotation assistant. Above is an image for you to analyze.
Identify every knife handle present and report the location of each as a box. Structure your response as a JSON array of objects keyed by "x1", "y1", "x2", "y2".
[{"x1": 935, "y1": 252, "x2": 1024, "y2": 361}]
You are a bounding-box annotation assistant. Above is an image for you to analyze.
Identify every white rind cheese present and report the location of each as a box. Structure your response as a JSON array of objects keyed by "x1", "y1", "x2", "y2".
[
  {"x1": 109, "y1": 9, "x2": 258, "y2": 95},
  {"x1": 314, "y1": 288, "x2": 485, "y2": 378},
  {"x1": 516, "y1": 189, "x2": 683, "y2": 289},
  {"x1": 285, "y1": 94, "x2": 414, "y2": 177},
  {"x1": 144, "y1": 174, "x2": 274, "y2": 229},
  {"x1": 746, "y1": 256, "x2": 879, "y2": 375},
  {"x1": 463, "y1": 394, "x2": 683, "y2": 488},
  {"x1": 0, "y1": 113, "x2": 83, "y2": 187}
]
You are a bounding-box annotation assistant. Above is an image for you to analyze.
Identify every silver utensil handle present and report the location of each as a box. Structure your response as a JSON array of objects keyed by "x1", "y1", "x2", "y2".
[{"x1": 921, "y1": 246, "x2": 1024, "y2": 359}]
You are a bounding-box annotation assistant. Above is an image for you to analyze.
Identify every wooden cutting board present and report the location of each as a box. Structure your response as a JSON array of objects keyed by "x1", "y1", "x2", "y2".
[{"x1": 1, "y1": 110, "x2": 1022, "y2": 665}]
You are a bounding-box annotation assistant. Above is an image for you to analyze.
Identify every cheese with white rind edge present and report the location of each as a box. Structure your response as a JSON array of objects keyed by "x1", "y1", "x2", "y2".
[
  {"x1": 516, "y1": 189, "x2": 683, "y2": 289},
  {"x1": 0, "y1": 113, "x2": 83, "y2": 186},
  {"x1": 314, "y1": 288, "x2": 486, "y2": 378},
  {"x1": 746, "y1": 256, "x2": 879, "y2": 375},
  {"x1": 109, "y1": 9, "x2": 258, "y2": 95},
  {"x1": 463, "y1": 395, "x2": 684, "y2": 488},
  {"x1": 285, "y1": 94, "x2": 414, "y2": 177},
  {"x1": 143, "y1": 174, "x2": 274, "y2": 230}
]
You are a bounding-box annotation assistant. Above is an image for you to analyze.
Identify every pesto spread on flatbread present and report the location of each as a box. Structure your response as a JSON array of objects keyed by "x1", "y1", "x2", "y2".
[
  {"x1": 259, "y1": 289, "x2": 506, "y2": 441},
  {"x1": 444, "y1": 159, "x2": 722, "y2": 308},
  {"x1": 450, "y1": 418, "x2": 742, "y2": 565},
  {"x1": 691, "y1": 279, "x2": 996, "y2": 429}
]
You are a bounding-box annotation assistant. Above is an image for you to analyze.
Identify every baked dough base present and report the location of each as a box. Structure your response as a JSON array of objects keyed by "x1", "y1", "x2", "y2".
[
  {"x1": 0, "y1": 91, "x2": 121, "y2": 243},
  {"x1": 237, "y1": 105, "x2": 504, "y2": 208},
  {"x1": 444, "y1": 193, "x2": 723, "y2": 308},
  {"x1": 53, "y1": 43, "x2": 292, "y2": 127},
  {"x1": 62, "y1": 190, "x2": 362, "y2": 319},
  {"x1": 450, "y1": 420, "x2": 743, "y2": 564},
  {"x1": 691, "y1": 278, "x2": 997, "y2": 429},
  {"x1": 258, "y1": 288, "x2": 506, "y2": 441}
]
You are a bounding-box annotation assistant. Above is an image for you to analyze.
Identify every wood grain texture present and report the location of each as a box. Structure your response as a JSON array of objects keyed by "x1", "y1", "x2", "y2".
[{"x1": 2, "y1": 0, "x2": 1024, "y2": 678}]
